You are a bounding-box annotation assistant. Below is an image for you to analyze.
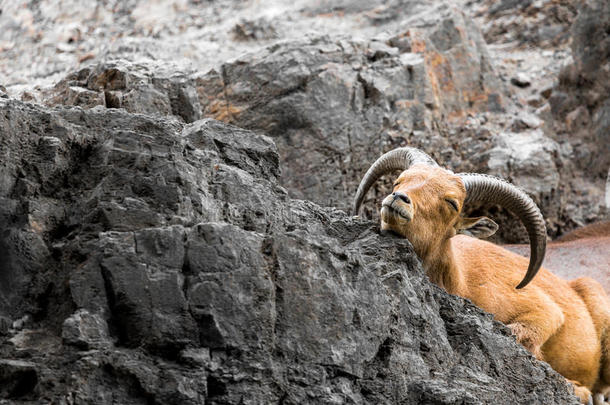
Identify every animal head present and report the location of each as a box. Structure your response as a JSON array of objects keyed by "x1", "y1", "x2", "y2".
[
  {"x1": 353, "y1": 147, "x2": 547, "y2": 289},
  {"x1": 379, "y1": 164, "x2": 498, "y2": 258}
]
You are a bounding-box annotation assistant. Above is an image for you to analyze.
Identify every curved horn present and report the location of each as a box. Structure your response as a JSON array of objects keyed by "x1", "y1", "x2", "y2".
[
  {"x1": 459, "y1": 173, "x2": 547, "y2": 289},
  {"x1": 352, "y1": 147, "x2": 438, "y2": 215}
]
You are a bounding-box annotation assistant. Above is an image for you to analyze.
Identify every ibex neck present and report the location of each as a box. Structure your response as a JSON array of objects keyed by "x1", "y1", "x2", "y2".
[{"x1": 421, "y1": 240, "x2": 465, "y2": 296}]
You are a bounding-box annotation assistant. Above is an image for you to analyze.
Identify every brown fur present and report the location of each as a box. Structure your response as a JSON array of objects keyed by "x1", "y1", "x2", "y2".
[{"x1": 380, "y1": 165, "x2": 610, "y2": 403}]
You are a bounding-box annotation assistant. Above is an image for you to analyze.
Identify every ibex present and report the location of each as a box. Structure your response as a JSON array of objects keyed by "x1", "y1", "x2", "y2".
[{"x1": 353, "y1": 147, "x2": 610, "y2": 404}]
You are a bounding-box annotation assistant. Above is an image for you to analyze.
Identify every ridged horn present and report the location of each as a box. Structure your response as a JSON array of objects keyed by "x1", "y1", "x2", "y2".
[
  {"x1": 352, "y1": 147, "x2": 438, "y2": 215},
  {"x1": 459, "y1": 173, "x2": 547, "y2": 289}
]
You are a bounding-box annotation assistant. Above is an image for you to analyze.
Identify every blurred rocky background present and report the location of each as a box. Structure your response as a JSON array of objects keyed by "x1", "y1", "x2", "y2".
[{"x1": 0, "y1": 0, "x2": 607, "y2": 403}]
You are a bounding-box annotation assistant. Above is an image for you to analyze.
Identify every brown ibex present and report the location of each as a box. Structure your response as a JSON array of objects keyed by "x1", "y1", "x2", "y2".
[{"x1": 353, "y1": 147, "x2": 610, "y2": 404}]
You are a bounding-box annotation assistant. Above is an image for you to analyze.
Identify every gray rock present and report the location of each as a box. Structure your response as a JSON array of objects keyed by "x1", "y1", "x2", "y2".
[
  {"x1": 605, "y1": 169, "x2": 610, "y2": 216},
  {"x1": 232, "y1": 18, "x2": 278, "y2": 42},
  {"x1": 484, "y1": 130, "x2": 560, "y2": 200},
  {"x1": 540, "y1": 84, "x2": 554, "y2": 99},
  {"x1": 35, "y1": 4, "x2": 511, "y2": 220},
  {"x1": 510, "y1": 72, "x2": 532, "y2": 88},
  {"x1": 0, "y1": 360, "x2": 38, "y2": 399},
  {"x1": 26, "y1": 0, "x2": 599, "y2": 242},
  {"x1": 0, "y1": 316, "x2": 11, "y2": 335},
  {"x1": 43, "y1": 60, "x2": 201, "y2": 123},
  {"x1": 545, "y1": 0, "x2": 609, "y2": 230},
  {"x1": 0, "y1": 98, "x2": 578, "y2": 404},
  {"x1": 474, "y1": 0, "x2": 578, "y2": 47},
  {"x1": 196, "y1": 5, "x2": 507, "y2": 213},
  {"x1": 510, "y1": 112, "x2": 543, "y2": 131},
  {"x1": 62, "y1": 309, "x2": 112, "y2": 349}
]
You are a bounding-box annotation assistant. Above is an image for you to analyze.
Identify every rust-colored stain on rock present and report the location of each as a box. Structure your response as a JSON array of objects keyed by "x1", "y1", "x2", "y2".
[{"x1": 207, "y1": 99, "x2": 242, "y2": 122}]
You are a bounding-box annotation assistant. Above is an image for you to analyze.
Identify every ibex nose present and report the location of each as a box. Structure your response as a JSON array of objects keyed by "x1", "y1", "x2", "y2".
[{"x1": 392, "y1": 191, "x2": 411, "y2": 204}]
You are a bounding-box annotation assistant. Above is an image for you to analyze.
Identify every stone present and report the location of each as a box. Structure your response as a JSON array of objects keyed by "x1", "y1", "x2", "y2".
[
  {"x1": 544, "y1": 0, "x2": 609, "y2": 229},
  {"x1": 0, "y1": 316, "x2": 11, "y2": 335},
  {"x1": 0, "y1": 0, "x2": 602, "y2": 400},
  {"x1": 17, "y1": 0, "x2": 600, "y2": 241},
  {"x1": 0, "y1": 360, "x2": 38, "y2": 399},
  {"x1": 62, "y1": 309, "x2": 112, "y2": 349},
  {"x1": 565, "y1": 106, "x2": 590, "y2": 132},
  {"x1": 232, "y1": 18, "x2": 278, "y2": 41},
  {"x1": 484, "y1": 129, "x2": 560, "y2": 199},
  {"x1": 42, "y1": 60, "x2": 202, "y2": 123},
  {"x1": 511, "y1": 72, "x2": 532, "y2": 87},
  {"x1": 605, "y1": 169, "x2": 610, "y2": 215},
  {"x1": 540, "y1": 84, "x2": 554, "y2": 99},
  {"x1": 11, "y1": 315, "x2": 30, "y2": 331},
  {"x1": 510, "y1": 112, "x2": 543, "y2": 131},
  {"x1": 475, "y1": 0, "x2": 578, "y2": 47},
  {"x1": 526, "y1": 94, "x2": 544, "y2": 108}
]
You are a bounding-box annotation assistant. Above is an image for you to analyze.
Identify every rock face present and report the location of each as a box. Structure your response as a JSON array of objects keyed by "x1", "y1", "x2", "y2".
[
  {"x1": 36, "y1": 3, "x2": 569, "y2": 243},
  {"x1": 533, "y1": 0, "x2": 610, "y2": 230},
  {"x1": 470, "y1": 0, "x2": 579, "y2": 47},
  {"x1": 0, "y1": 99, "x2": 578, "y2": 404},
  {"x1": 40, "y1": 4, "x2": 509, "y2": 212},
  {"x1": 550, "y1": 0, "x2": 610, "y2": 179},
  {"x1": 2, "y1": 0, "x2": 606, "y2": 239},
  {"x1": 198, "y1": 4, "x2": 507, "y2": 211}
]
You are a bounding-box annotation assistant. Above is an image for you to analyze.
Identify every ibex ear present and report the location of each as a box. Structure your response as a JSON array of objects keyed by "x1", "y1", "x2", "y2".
[{"x1": 456, "y1": 216, "x2": 498, "y2": 239}]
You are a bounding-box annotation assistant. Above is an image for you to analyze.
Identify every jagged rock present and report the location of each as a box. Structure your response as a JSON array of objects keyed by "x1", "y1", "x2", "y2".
[
  {"x1": 551, "y1": 0, "x2": 610, "y2": 167},
  {"x1": 0, "y1": 0, "x2": 604, "y2": 401},
  {"x1": 34, "y1": 4, "x2": 523, "y2": 229},
  {"x1": 29, "y1": 2, "x2": 588, "y2": 242},
  {"x1": 540, "y1": 84, "x2": 554, "y2": 99},
  {"x1": 43, "y1": 60, "x2": 202, "y2": 122},
  {"x1": 510, "y1": 112, "x2": 543, "y2": 131},
  {"x1": 471, "y1": 0, "x2": 579, "y2": 47},
  {"x1": 546, "y1": 0, "x2": 609, "y2": 228},
  {"x1": 483, "y1": 129, "x2": 560, "y2": 200},
  {"x1": 232, "y1": 18, "x2": 278, "y2": 41},
  {"x1": 0, "y1": 98, "x2": 578, "y2": 404},
  {"x1": 196, "y1": 4, "x2": 507, "y2": 214},
  {"x1": 62, "y1": 309, "x2": 112, "y2": 349},
  {"x1": 0, "y1": 317, "x2": 11, "y2": 335},
  {"x1": 0, "y1": 360, "x2": 38, "y2": 399}
]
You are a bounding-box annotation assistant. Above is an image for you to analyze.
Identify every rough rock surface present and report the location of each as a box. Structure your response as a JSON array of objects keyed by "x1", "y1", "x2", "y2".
[
  {"x1": 32, "y1": 2, "x2": 575, "y2": 243},
  {"x1": 0, "y1": 98, "x2": 578, "y2": 403},
  {"x1": 3, "y1": 0, "x2": 606, "y2": 240},
  {"x1": 468, "y1": 0, "x2": 579, "y2": 47},
  {"x1": 38, "y1": 4, "x2": 509, "y2": 207},
  {"x1": 549, "y1": 0, "x2": 610, "y2": 184}
]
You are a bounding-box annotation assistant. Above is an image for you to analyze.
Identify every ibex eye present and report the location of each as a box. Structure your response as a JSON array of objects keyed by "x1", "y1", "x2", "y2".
[{"x1": 446, "y1": 199, "x2": 458, "y2": 211}]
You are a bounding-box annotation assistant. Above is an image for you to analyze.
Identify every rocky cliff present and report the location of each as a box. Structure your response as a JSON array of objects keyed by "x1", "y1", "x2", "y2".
[{"x1": 0, "y1": 98, "x2": 577, "y2": 404}]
